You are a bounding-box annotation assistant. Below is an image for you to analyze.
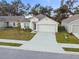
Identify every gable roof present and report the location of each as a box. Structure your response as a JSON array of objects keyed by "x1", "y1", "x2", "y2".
[
  {"x1": 36, "y1": 14, "x2": 47, "y2": 20},
  {"x1": 37, "y1": 16, "x2": 58, "y2": 24},
  {"x1": 62, "y1": 14, "x2": 79, "y2": 24},
  {"x1": 0, "y1": 16, "x2": 29, "y2": 22}
]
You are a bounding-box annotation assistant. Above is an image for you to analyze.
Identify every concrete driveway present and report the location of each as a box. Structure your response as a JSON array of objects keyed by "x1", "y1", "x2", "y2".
[{"x1": 21, "y1": 32, "x2": 64, "y2": 53}]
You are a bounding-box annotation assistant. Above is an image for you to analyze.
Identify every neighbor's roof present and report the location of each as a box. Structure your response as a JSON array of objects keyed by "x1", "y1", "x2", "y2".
[
  {"x1": 0, "y1": 16, "x2": 30, "y2": 22},
  {"x1": 62, "y1": 14, "x2": 79, "y2": 24}
]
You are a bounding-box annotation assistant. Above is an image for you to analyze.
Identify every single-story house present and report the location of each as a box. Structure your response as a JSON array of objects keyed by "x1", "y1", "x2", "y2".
[
  {"x1": 0, "y1": 14, "x2": 58, "y2": 33},
  {"x1": 62, "y1": 14, "x2": 79, "y2": 33},
  {"x1": 0, "y1": 16, "x2": 30, "y2": 29},
  {"x1": 30, "y1": 14, "x2": 58, "y2": 33}
]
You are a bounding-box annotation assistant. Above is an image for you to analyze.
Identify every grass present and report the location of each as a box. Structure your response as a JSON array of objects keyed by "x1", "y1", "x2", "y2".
[
  {"x1": 0, "y1": 28, "x2": 36, "y2": 41},
  {"x1": 0, "y1": 42, "x2": 22, "y2": 47},
  {"x1": 56, "y1": 32, "x2": 79, "y2": 44},
  {"x1": 63, "y1": 48, "x2": 79, "y2": 52}
]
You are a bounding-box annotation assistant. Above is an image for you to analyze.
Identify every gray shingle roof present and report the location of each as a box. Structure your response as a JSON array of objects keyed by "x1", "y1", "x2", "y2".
[
  {"x1": 36, "y1": 14, "x2": 47, "y2": 20},
  {"x1": 62, "y1": 14, "x2": 79, "y2": 24},
  {"x1": 0, "y1": 16, "x2": 30, "y2": 22}
]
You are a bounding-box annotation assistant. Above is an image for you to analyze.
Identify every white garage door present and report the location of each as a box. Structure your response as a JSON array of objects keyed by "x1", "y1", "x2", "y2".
[
  {"x1": 72, "y1": 25, "x2": 79, "y2": 33},
  {"x1": 37, "y1": 24, "x2": 56, "y2": 32}
]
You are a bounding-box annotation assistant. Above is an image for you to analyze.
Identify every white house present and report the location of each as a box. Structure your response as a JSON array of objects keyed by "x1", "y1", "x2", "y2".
[
  {"x1": 62, "y1": 14, "x2": 79, "y2": 33},
  {"x1": 0, "y1": 16, "x2": 30, "y2": 29},
  {"x1": 30, "y1": 14, "x2": 58, "y2": 33},
  {"x1": 0, "y1": 14, "x2": 58, "y2": 33}
]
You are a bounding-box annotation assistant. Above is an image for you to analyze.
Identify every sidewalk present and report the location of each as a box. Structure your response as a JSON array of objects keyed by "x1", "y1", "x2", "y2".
[
  {"x1": 58, "y1": 43, "x2": 79, "y2": 48},
  {"x1": 0, "y1": 39, "x2": 28, "y2": 44}
]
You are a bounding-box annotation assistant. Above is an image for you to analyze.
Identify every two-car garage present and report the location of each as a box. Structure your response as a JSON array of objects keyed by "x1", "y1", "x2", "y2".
[{"x1": 36, "y1": 17, "x2": 58, "y2": 33}]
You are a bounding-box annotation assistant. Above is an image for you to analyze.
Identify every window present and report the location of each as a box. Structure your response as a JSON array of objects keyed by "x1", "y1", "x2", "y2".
[{"x1": 13, "y1": 23, "x2": 15, "y2": 26}]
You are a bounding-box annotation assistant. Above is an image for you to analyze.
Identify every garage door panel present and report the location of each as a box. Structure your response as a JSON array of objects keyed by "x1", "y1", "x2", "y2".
[{"x1": 37, "y1": 24, "x2": 56, "y2": 32}]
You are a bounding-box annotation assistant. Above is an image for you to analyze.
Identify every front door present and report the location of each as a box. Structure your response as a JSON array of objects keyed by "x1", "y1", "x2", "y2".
[{"x1": 6, "y1": 22, "x2": 9, "y2": 27}]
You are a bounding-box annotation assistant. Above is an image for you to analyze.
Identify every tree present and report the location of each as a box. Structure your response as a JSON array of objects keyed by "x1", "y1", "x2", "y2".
[
  {"x1": 0, "y1": 0, "x2": 10, "y2": 16},
  {"x1": 61, "y1": 0, "x2": 65, "y2": 7},
  {"x1": 31, "y1": 4, "x2": 41, "y2": 15},
  {"x1": 0, "y1": 0, "x2": 31, "y2": 16},
  {"x1": 11, "y1": 0, "x2": 31, "y2": 16},
  {"x1": 74, "y1": 5, "x2": 79, "y2": 14},
  {"x1": 11, "y1": 0, "x2": 24, "y2": 15},
  {"x1": 31, "y1": 4, "x2": 53, "y2": 17},
  {"x1": 53, "y1": 0, "x2": 78, "y2": 23},
  {"x1": 65, "y1": 0, "x2": 78, "y2": 15}
]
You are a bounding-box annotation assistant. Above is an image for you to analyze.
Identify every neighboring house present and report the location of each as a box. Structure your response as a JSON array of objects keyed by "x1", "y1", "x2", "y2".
[
  {"x1": 30, "y1": 14, "x2": 58, "y2": 33},
  {"x1": 0, "y1": 16, "x2": 30, "y2": 29},
  {"x1": 62, "y1": 14, "x2": 79, "y2": 33}
]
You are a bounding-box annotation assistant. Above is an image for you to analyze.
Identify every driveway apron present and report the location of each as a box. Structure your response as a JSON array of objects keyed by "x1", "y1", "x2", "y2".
[{"x1": 21, "y1": 32, "x2": 64, "y2": 53}]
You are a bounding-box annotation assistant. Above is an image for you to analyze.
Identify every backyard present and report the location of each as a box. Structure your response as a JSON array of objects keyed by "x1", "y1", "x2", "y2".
[{"x1": 0, "y1": 28, "x2": 36, "y2": 41}]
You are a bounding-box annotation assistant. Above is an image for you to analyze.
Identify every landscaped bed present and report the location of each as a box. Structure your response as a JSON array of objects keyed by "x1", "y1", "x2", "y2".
[
  {"x1": 63, "y1": 48, "x2": 79, "y2": 52},
  {"x1": 0, "y1": 42, "x2": 22, "y2": 47},
  {"x1": 56, "y1": 32, "x2": 79, "y2": 44},
  {"x1": 0, "y1": 28, "x2": 36, "y2": 41}
]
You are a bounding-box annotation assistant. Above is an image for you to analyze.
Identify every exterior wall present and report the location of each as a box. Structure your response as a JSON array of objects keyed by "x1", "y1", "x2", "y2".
[
  {"x1": 69, "y1": 20, "x2": 79, "y2": 33},
  {"x1": 56, "y1": 24, "x2": 58, "y2": 32},
  {"x1": 20, "y1": 22, "x2": 30, "y2": 29},
  {"x1": 20, "y1": 23, "x2": 24, "y2": 29},
  {"x1": 0, "y1": 22, "x2": 7, "y2": 28},
  {"x1": 67, "y1": 24, "x2": 72, "y2": 33},
  {"x1": 8, "y1": 22, "x2": 18, "y2": 27},
  {"x1": 29, "y1": 22, "x2": 34, "y2": 30},
  {"x1": 30, "y1": 17, "x2": 39, "y2": 30}
]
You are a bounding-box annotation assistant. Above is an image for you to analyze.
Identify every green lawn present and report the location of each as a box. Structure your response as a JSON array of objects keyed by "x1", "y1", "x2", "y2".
[
  {"x1": 0, "y1": 42, "x2": 22, "y2": 47},
  {"x1": 0, "y1": 28, "x2": 36, "y2": 41},
  {"x1": 56, "y1": 32, "x2": 79, "y2": 44},
  {"x1": 63, "y1": 48, "x2": 79, "y2": 52}
]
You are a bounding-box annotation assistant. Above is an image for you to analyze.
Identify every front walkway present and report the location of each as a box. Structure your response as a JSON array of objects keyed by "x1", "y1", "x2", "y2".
[{"x1": 21, "y1": 32, "x2": 64, "y2": 53}]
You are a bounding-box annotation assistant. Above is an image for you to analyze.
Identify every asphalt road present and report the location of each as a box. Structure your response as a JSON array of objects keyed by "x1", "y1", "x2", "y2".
[{"x1": 0, "y1": 47, "x2": 79, "y2": 59}]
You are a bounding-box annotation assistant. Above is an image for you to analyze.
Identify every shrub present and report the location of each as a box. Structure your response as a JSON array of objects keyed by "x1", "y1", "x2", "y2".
[
  {"x1": 58, "y1": 26, "x2": 67, "y2": 32},
  {"x1": 24, "y1": 28, "x2": 32, "y2": 32}
]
